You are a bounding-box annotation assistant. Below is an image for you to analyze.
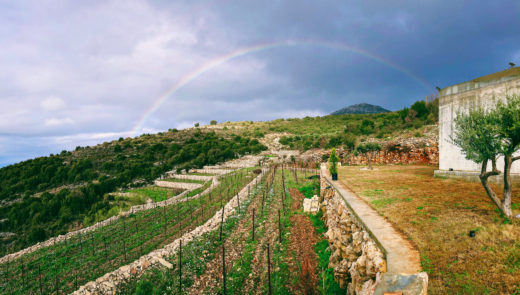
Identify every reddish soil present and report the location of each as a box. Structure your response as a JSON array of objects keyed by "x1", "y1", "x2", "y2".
[{"x1": 287, "y1": 188, "x2": 319, "y2": 295}]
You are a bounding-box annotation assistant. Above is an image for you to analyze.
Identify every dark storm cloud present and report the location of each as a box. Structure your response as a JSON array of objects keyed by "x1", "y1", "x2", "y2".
[{"x1": 1, "y1": 0, "x2": 519, "y2": 166}]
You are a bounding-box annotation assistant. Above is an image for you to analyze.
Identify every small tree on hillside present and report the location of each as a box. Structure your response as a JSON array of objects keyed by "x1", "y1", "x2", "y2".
[
  {"x1": 452, "y1": 95, "x2": 520, "y2": 219},
  {"x1": 355, "y1": 142, "x2": 381, "y2": 170},
  {"x1": 329, "y1": 148, "x2": 339, "y2": 179},
  {"x1": 210, "y1": 120, "x2": 217, "y2": 125}
]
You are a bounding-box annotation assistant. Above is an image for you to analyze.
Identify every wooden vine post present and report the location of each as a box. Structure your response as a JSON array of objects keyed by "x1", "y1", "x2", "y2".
[
  {"x1": 252, "y1": 208, "x2": 256, "y2": 241},
  {"x1": 267, "y1": 243, "x2": 272, "y2": 295},
  {"x1": 179, "y1": 239, "x2": 182, "y2": 294},
  {"x1": 237, "y1": 193, "x2": 241, "y2": 214},
  {"x1": 123, "y1": 219, "x2": 127, "y2": 262},
  {"x1": 219, "y1": 205, "x2": 225, "y2": 241},
  {"x1": 278, "y1": 209, "x2": 282, "y2": 244},
  {"x1": 222, "y1": 245, "x2": 227, "y2": 294}
]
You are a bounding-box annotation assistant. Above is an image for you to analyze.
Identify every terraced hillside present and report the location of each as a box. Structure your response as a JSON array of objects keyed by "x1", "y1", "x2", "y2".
[
  {"x1": 0, "y1": 130, "x2": 267, "y2": 254},
  {"x1": 0, "y1": 165, "x2": 258, "y2": 294},
  {"x1": 0, "y1": 98, "x2": 441, "y2": 294}
]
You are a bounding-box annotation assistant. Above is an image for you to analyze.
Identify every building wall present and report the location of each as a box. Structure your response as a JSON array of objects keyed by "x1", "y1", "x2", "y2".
[{"x1": 438, "y1": 71, "x2": 520, "y2": 173}]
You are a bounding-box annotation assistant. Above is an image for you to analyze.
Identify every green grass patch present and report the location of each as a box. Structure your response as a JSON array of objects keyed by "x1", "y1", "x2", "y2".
[
  {"x1": 186, "y1": 172, "x2": 214, "y2": 176},
  {"x1": 162, "y1": 178, "x2": 206, "y2": 184},
  {"x1": 299, "y1": 181, "x2": 320, "y2": 199},
  {"x1": 126, "y1": 186, "x2": 184, "y2": 202},
  {"x1": 370, "y1": 197, "x2": 399, "y2": 208},
  {"x1": 362, "y1": 189, "x2": 384, "y2": 197}
]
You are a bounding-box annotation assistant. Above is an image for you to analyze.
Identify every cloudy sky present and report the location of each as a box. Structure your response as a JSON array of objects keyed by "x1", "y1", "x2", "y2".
[{"x1": 1, "y1": 0, "x2": 519, "y2": 166}]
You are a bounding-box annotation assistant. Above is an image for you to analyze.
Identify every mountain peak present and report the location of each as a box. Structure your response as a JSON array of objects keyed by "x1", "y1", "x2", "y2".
[{"x1": 330, "y1": 103, "x2": 390, "y2": 115}]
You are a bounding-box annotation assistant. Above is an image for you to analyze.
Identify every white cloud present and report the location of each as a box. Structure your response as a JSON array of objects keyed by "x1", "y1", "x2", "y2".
[
  {"x1": 50, "y1": 131, "x2": 133, "y2": 145},
  {"x1": 41, "y1": 96, "x2": 66, "y2": 111},
  {"x1": 277, "y1": 109, "x2": 326, "y2": 118},
  {"x1": 44, "y1": 117, "x2": 74, "y2": 127},
  {"x1": 513, "y1": 51, "x2": 520, "y2": 64}
]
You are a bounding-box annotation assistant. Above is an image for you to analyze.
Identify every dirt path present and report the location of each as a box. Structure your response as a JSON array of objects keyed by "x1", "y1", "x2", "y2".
[{"x1": 286, "y1": 188, "x2": 319, "y2": 295}]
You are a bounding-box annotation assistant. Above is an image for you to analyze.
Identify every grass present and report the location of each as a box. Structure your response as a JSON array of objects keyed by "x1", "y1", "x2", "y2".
[
  {"x1": 298, "y1": 180, "x2": 320, "y2": 199},
  {"x1": 339, "y1": 165, "x2": 520, "y2": 294},
  {"x1": 162, "y1": 178, "x2": 206, "y2": 184},
  {"x1": 370, "y1": 197, "x2": 399, "y2": 208},
  {"x1": 186, "y1": 172, "x2": 214, "y2": 176},
  {"x1": 125, "y1": 186, "x2": 185, "y2": 202},
  {"x1": 311, "y1": 211, "x2": 346, "y2": 294}
]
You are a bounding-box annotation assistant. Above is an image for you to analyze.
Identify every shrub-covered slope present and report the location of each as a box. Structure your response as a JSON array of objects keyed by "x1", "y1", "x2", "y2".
[{"x1": 0, "y1": 129, "x2": 266, "y2": 252}]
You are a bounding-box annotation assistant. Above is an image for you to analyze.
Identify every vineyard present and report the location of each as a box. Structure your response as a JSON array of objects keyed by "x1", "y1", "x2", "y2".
[
  {"x1": 0, "y1": 163, "x2": 343, "y2": 294},
  {"x1": 116, "y1": 165, "x2": 343, "y2": 295},
  {"x1": 0, "y1": 168, "x2": 257, "y2": 294}
]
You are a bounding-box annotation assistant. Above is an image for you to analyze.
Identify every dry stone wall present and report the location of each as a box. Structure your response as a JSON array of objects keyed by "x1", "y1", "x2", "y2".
[
  {"x1": 154, "y1": 180, "x2": 203, "y2": 190},
  {"x1": 72, "y1": 169, "x2": 265, "y2": 295},
  {"x1": 320, "y1": 177, "x2": 387, "y2": 294},
  {"x1": 192, "y1": 168, "x2": 233, "y2": 175},
  {"x1": 169, "y1": 174, "x2": 214, "y2": 182},
  {"x1": 343, "y1": 138, "x2": 438, "y2": 166}
]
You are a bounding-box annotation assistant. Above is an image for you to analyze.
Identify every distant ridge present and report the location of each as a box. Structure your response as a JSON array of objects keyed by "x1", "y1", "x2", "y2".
[{"x1": 330, "y1": 103, "x2": 390, "y2": 115}]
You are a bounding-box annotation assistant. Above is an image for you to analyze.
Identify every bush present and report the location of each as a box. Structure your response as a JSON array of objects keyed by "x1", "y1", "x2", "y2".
[
  {"x1": 136, "y1": 280, "x2": 154, "y2": 295},
  {"x1": 360, "y1": 119, "x2": 375, "y2": 135},
  {"x1": 411, "y1": 100, "x2": 428, "y2": 118},
  {"x1": 210, "y1": 120, "x2": 217, "y2": 125}
]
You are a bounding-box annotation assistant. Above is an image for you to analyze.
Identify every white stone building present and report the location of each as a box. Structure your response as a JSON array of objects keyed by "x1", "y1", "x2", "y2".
[{"x1": 435, "y1": 67, "x2": 520, "y2": 182}]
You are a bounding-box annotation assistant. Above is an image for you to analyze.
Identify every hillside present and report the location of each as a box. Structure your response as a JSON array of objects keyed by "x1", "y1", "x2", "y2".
[
  {"x1": 330, "y1": 103, "x2": 390, "y2": 115},
  {"x1": 0, "y1": 129, "x2": 266, "y2": 252},
  {"x1": 0, "y1": 97, "x2": 446, "y2": 294},
  {"x1": 0, "y1": 98, "x2": 437, "y2": 255}
]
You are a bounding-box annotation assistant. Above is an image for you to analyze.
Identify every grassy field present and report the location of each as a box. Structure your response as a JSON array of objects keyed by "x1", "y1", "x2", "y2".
[
  {"x1": 124, "y1": 186, "x2": 185, "y2": 203},
  {"x1": 338, "y1": 165, "x2": 520, "y2": 294},
  {"x1": 186, "y1": 172, "x2": 215, "y2": 176}
]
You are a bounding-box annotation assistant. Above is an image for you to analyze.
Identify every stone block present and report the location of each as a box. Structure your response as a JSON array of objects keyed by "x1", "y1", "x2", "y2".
[{"x1": 373, "y1": 273, "x2": 428, "y2": 295}]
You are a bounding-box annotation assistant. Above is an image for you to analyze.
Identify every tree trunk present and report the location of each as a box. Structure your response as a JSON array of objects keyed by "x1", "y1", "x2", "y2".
[
  {"x1": 502, "y1": 155, "x2": 513, "y2": 218},
  {"x1": 479, "y1": 159, "x2": 512, "y2": 219},
  {"x1": 368, "y1": 155, "x2": 372, "y2": 170}
]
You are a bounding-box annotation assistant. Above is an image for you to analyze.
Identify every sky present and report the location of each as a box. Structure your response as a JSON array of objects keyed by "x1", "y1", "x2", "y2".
[{"x1": 1, "y1": 0, "x2": 520, "y2": 167}]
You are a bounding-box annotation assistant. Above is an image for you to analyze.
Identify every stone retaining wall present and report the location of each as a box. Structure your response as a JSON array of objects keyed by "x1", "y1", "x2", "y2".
[
  {"x1": 192, "y1": 168, "x2": 233, "y2": 175},
  {"x1": 169, "y1": 174, "x2": 214, "y2": 182},
  {"x1": 343, "y1": 146, "x2": 438, "y2": 166},
  {"x1": 72, "y1": 169, "x2": 266, "y2": 294},
  {"x1": 154, "y1": 180, "x2": 203, "y2": 190},
  {"x1": 320, "y1": 178, "x2": 387, "y2": 294}
]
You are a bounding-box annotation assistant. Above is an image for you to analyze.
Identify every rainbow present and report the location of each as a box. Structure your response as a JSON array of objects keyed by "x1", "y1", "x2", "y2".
[{"x1": 131, "y1": 40, "x2": 433, "y2": 135}]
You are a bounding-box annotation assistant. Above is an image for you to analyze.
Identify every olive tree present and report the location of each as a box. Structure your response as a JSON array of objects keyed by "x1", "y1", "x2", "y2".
[
  {"x1": 355, "y1": 142, "x2": 381, "y2": 170},
  {"x1": 452, "y1": 95, "x2": 520, "y2": 218}
]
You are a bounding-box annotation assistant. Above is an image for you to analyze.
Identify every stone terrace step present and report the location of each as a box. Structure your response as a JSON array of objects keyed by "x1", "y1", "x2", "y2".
[{"x1": 154, "y1": 180, "x2": 203, "y2": 190}]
